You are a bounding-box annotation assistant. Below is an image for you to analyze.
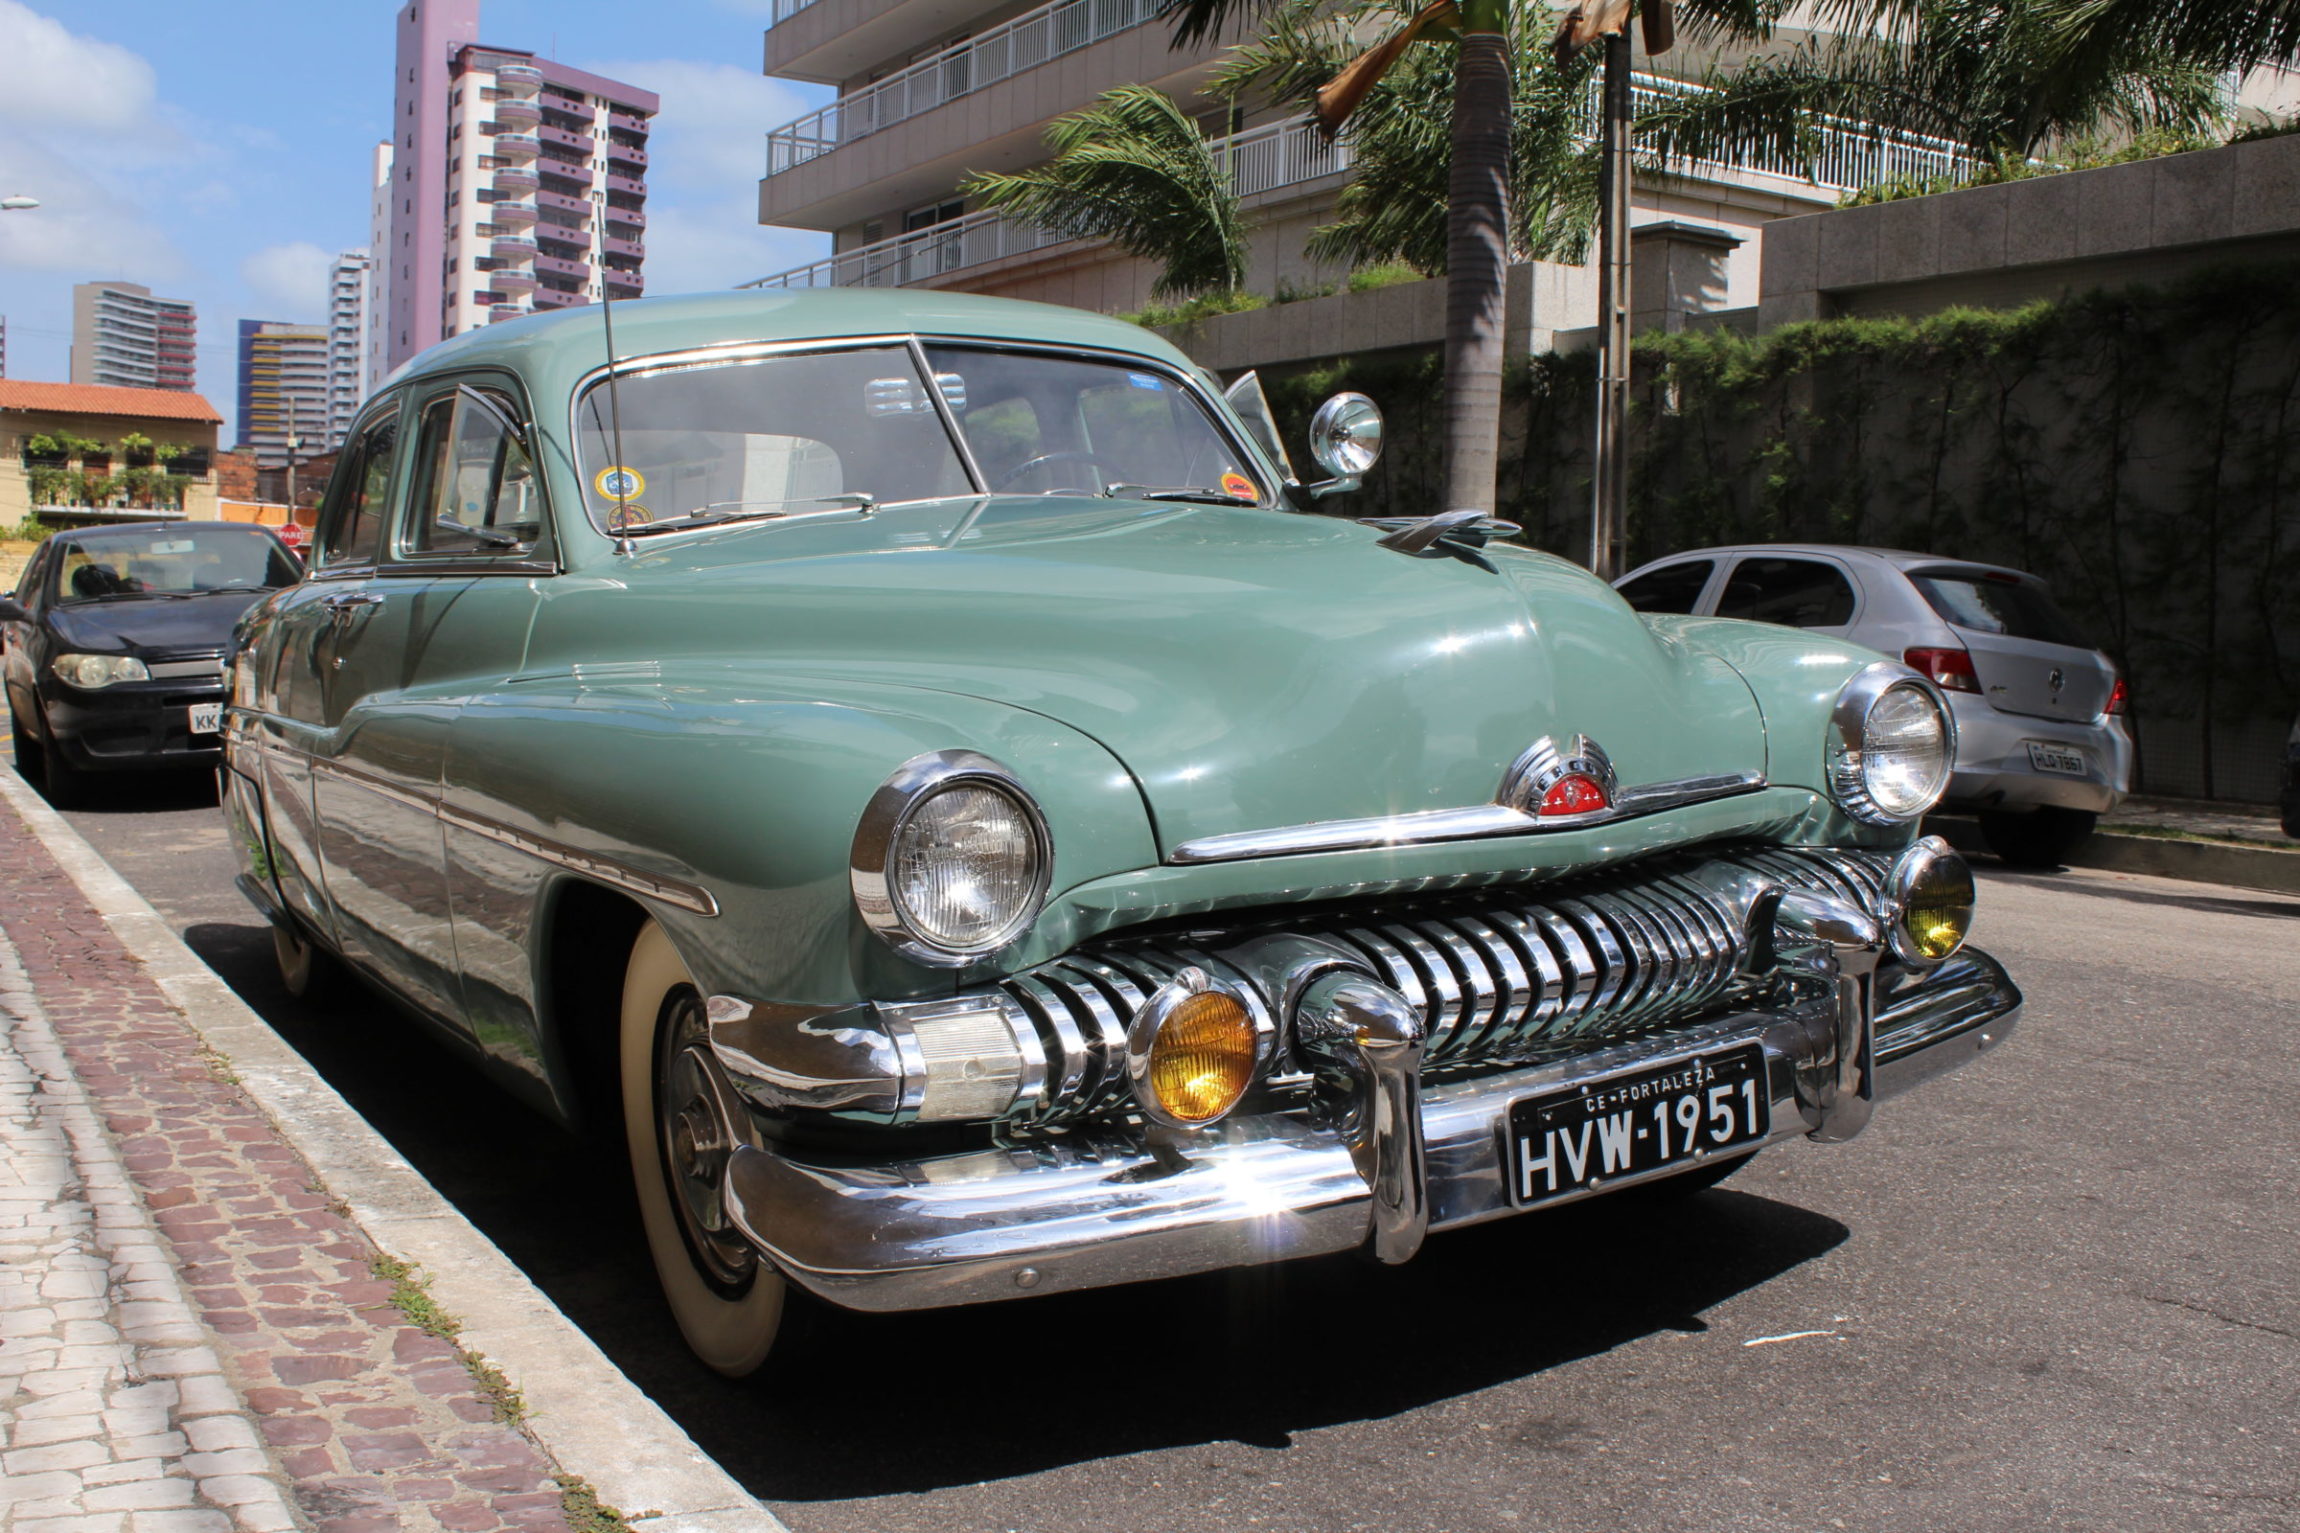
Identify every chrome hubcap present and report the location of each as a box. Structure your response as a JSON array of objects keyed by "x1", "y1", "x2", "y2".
[{"x1": 655, "y1": 990, "x2": 754, "y2": 1290}]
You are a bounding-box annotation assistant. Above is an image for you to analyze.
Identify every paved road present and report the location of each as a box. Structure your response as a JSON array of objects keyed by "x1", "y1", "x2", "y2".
[{"x1": 16, "y1": 754, "x2": 2300, "y2": 1532}]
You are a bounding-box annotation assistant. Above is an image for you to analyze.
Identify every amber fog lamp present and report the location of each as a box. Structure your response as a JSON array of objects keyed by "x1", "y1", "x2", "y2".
[
  {"x1": 1127, "y1": 969, "x2": 1263, "y2": 1128},
  {"x1": 1884, "y1": 836, "x2": 1974, "y2": 966}
]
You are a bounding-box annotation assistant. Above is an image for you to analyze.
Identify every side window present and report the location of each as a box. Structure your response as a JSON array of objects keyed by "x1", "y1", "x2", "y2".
[
  {"x1": 403, "y1": 386, "x2": 543, "y2": 557},
  {"x1": 1617, "y1": 559, "x2": 1715, "y2": 615},
  {"x1": 1716, "y1": 557, "x2": 1857, "y2": 628},
  {"x1": 16, "y1": 544, "x2": 51, "y2": 607},
  {"x1": 319, "y1": 407, "x2": 400, "y2": 569}
]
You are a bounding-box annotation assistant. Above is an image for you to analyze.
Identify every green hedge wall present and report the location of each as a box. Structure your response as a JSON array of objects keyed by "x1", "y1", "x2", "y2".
[{"x1": 1256, "y1": 261, "x2": 2300, "y2": 800}]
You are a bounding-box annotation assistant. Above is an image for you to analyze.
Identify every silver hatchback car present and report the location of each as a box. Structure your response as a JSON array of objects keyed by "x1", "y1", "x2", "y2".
[{"x1": 1614, "y1": 544, "x2": 2131, "y2": 866}]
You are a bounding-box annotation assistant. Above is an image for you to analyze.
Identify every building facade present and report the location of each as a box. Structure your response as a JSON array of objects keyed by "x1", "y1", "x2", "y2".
[
  {"x1": 0, "y1": 380, "x2": 222, "y2": 527},
  {"x1": 235, "y1": 321, "x2": 330, "y2": 475},
  {"x1": 69, "y1": 283, "x2": 198, "y2": 394},
  {"x1": 366, "y1": 142, "x2": 395, "y2": 399},
  {"x1": 326, "y1": 249, "x2": 373, "y2": 449},
  {"x1": 382, "y1": 0, "x2": 657, "y2": 376}
]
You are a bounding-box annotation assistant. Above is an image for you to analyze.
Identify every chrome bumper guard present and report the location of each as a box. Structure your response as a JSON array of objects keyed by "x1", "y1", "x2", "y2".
[{"x1": 722, "y1": 943, "x2": 2021, "y2": 1314}]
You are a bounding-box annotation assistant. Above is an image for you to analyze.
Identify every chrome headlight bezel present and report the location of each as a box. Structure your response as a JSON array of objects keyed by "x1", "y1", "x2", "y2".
[
  {"x1": 53, "y1": 652, "x2": 150, "y2": 689},
  {"x1": 1880, "y1": 834, "x2": 1975, "y2": 967},
  {"x1": 849, "y1": 749, "x2": 1053, "y2": 968},
  {"x1": 1827, "y1": 662, "x2": 1956, "y2": 825}
]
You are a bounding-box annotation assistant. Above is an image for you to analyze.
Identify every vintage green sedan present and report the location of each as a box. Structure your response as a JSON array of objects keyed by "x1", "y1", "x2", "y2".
[{"x1": 222, "y1": 288, "x2": 2017, "y2": 1376}]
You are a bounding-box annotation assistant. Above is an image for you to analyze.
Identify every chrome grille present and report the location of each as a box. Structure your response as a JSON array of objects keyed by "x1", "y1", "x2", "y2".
[{"x1": 1001, "y1": 845, "x2": 1891, "y2": 1120}]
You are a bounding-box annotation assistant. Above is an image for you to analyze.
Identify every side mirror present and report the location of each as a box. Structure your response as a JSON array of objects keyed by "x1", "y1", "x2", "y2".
[
  {"x1": 0, "y1": 595, "x2": 26, "y2": 625},
  {"x1": 1302, "y1": 392, "x2": 1384, "y2": 500}
]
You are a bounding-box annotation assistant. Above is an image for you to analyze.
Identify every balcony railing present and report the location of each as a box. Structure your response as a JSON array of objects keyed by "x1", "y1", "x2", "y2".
[
  {"x1": 1604, "y1": 73, "x2": 1972, "y2": 192},
  {"x1": 765, "y1": 0, "x2": 1166, "y2": 177},
  {"x1": 768, "y1": 0, "x2": 815, "y2": 24}
]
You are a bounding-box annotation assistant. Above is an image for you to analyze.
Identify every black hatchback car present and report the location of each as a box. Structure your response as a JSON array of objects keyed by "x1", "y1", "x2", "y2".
[{"x1": 2, "y1": 521, "x2": 301, "y2": 803}]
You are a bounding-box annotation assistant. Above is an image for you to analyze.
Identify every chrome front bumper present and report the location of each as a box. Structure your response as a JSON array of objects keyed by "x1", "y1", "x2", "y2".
[{"x1": 723, "y1": 947, "x2": 2020, "y2": 1312}]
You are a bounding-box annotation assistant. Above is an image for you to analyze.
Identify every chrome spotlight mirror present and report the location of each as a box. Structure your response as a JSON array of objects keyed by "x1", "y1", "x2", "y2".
[{"x1": 1302, "y1": 392, "x2": 1384, "y2": 498}]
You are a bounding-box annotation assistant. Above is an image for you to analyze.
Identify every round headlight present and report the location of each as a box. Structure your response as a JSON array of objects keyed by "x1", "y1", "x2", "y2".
[
  {"x1": 1829, "y1": 664, "x2": 1955, "y2": 824},
  {"x1": 1127, "y1": 968, "x2": 1264, "y2": 1128},
  {"x1": 54, "y1": 653, "x2": 150, "y2": 689},
  {"x1": 1884, "y1": 835, "x2": 1974, "y2": 965},
  {"x1": 852, "y1": 750, "x2": 1051, "y2": 966}
]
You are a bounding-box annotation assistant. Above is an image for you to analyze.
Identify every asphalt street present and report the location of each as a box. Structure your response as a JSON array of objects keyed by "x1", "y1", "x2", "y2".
[{"x1": 15, "y1": 753, "x2": 2299, "y2": 1533}]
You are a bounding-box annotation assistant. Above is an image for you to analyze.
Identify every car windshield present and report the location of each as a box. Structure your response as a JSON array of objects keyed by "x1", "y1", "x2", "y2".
[
  {"x1": 575, "y1": 344, "x2": 976, "y2": 534},
  {"x1": 920, "y1": 345, "x2": 1265, "y2": 502},
  {"x1": 1911, "y1": 572, "x2": 2091, "y2": 648},
  {"x1": 51, "y1": 526, "x2": 300, "y2": 603}
]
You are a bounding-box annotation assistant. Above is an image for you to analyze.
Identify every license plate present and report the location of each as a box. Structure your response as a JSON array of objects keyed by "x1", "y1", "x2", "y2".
[
  {"x1": 2025, "y1": 741, "x2": 2086, "y2": 776},
  {"x1": 1508, "y1": 1045, "x2": 1769, "y2": 1206},
  {"x1": 187, "y1": 702, "x2": 223, "y2": 735}
]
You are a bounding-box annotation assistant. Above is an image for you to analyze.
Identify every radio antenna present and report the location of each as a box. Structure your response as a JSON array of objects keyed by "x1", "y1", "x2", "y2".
[{"x1": 601, "y1": 289, "x2": 635, "y2": 556}]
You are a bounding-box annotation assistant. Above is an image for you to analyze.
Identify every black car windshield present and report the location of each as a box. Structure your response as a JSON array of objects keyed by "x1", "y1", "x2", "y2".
[
  {"x1": 575, "y1": 344, "x2": 975, "y2": 534},
  {"x1": 922, "y1": 344, "x2": 1264, "y2": 502},
  {"x1": 1911, "y1": 572, "x2": 2091, "y2": 648},
  {"x1": 51, "y1": 525, "x2": 300, "y2": 603}
]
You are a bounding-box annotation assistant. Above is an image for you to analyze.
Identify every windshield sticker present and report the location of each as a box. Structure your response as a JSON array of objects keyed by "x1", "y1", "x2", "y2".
[
  {"x1": 593, "y1": 466, "x2": 646, "y2": 501},
  {"x1": 1221, "y1": 472, "x2": 1257, "y2": 501},
  {"x1": 1126, "y1": 373, "x2": 1163, "y2": 391},
  {"x1": 606, "y1": 504, "x2": 650, "y2": 531},
  {"x1": 151, "y1": 540, "x2": 194, "y2": 553}
]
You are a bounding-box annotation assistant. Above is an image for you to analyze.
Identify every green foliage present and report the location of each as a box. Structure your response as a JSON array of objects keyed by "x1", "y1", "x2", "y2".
[
  {"x1": 963, "y1": 86, "x2": 1249, "y2": 299},
  {"x1": 1122, "y1": 289, "x2": 1268, "y2": 328},
  {"x1": 1841, "y1": 128, "x2": 2226, "y2": 206},
  {"x1": 2, "y1": 518, "x2": 51, "y2": 542},
  {"x1": 1347, "y1": 261, "x2": 1426, "y2": 294},
  {"x1": 26, "y1": 466, "x2": 73, "y2": 506},
  {"x1": 555, "y1": 1476, "x2": 636, "y2": 1533},
  {"x1": 25, "y1": 431, "x2": 102, "y2": 461}
]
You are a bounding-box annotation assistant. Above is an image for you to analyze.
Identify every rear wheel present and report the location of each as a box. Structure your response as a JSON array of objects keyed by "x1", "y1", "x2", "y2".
[
  {"x1": 270, "y1": 920, "x2": 342, "y2": 1003},
  {"x1": 619, "y1": 919, "x2": 786, "y2": 1377},
  {"x1": 1979, "y1": 807, "x2": 2097, "y2": 869}
]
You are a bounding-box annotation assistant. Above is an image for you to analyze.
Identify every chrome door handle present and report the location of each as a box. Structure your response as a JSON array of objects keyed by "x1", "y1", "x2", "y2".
[{"x1": 321, "y1": 592, "x2": 385, "y2": 612}]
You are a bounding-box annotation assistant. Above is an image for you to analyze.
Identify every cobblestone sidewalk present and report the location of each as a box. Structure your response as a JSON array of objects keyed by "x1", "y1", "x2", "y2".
[{"x1": 0, "y1": 790, "x2": 577, "y2": 1533}]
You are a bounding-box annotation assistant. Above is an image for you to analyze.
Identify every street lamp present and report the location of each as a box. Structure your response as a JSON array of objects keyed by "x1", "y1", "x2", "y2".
[{"x1": 0, "y1": 197, "x2": 38, "y2": 211}]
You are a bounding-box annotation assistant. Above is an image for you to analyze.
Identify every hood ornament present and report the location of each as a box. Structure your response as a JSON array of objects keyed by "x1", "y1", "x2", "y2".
[{"x1": 1361, "y1": 509, "x2": 1520, "y2": 569}]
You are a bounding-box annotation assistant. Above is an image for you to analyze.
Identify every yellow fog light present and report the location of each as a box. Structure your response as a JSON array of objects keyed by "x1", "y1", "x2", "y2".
[
  {"x1": 1884, "y1": 836, "x2": 1974, "y2": 966},
  {"x1": 1127, "y1": 969, "x2": 1264, "y2": 1128}
]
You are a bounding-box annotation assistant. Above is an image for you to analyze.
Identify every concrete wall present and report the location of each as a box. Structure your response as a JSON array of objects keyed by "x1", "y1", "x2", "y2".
[{"x1": 1758, "y1": 132, "x2": 2300, "y2": 326}]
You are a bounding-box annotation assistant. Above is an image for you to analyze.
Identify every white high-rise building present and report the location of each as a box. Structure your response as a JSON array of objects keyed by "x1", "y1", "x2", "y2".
[
  {"x1": 326, "y1": 249, "x2": 372, "y2": 450},
  {"x1": 366, "y1": 142, "x2": 395, "y2": 398}
]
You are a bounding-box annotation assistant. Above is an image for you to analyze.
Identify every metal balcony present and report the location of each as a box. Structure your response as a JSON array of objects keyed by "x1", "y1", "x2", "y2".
[
  {"x1": 539, "y1": 124, "x2": 596, "y2": 154},
  {"x1": 608, "y1": 110, "x2": 650, "y2": 138},
  {"x1": 536, "y1": 253, "x2": 590, "y2": 280},
  {"x1": 604, "y1": 173, "x2": 646, "y2": 199},
  {"x1": 603, "y1": 234, "x2": 644, "y2": 260},
  {"x1": 533, "y1": 287, "x2": 587, "y2": 309},
  {"x1": 492, "y1": 268, "x2": 539, "y2": 293},
  {"x1": 496, "y1": 63, "x2": 543, "y2": 95},
  {"x1": 493, "y1": 166, "x2": 540, "y2": 195},
  {"x1": 491, "y1": 133, "x2": 540, "y2": 161},
  {"x1": 489, "y1": 302, "x2": 532, "y2": 323},
  {"x1": 491, "y1": 200, "x2": 539, "y2": 225},
  {"x1": 493, "y1": 97, "x2": 541, "y2": 127}
]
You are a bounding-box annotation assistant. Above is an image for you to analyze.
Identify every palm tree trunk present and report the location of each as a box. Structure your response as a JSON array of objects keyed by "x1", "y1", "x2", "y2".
[{"x1": 1443, "y1": 21, "x2": 1512, "y2": 513}]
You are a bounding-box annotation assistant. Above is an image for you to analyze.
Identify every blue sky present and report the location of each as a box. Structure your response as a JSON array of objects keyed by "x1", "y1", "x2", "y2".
[{"x1": 0, "y1": 0, "x2": 835, "y2": 438}]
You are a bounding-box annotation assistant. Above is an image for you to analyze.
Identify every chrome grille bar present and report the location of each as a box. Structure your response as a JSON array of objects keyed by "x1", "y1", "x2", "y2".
[{"x1": 1000, "y1": 845, "x2": 1893, "y2": 1122}]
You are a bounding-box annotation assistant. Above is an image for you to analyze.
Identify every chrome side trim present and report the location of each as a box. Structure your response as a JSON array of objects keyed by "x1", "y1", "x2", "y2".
[
  {"x1": 1168, "y1": 768, "x2": 1767, "y2": 865},
  {"x1": 301, "y1": 752, "x2": 720, "y2": 916}
]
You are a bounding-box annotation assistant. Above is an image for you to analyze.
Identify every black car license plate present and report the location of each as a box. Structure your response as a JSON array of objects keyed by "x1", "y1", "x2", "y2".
[{"x1": 1508, "y1": 1045, "x2": 1769, "y2": 1206}]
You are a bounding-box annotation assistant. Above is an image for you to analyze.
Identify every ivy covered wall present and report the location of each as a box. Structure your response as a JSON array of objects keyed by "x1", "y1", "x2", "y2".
[{"x1": 1259, "y1": 260, "x2": 2300, "y2": 802}]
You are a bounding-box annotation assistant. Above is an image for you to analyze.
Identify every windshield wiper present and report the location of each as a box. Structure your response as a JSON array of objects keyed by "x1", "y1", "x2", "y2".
[
  {"x1": 1103, "y1": 484, "x2": 1254, "y2": 506},
  {"x1": 611, "y1": 493, "x2": 877, "y2": 537}
]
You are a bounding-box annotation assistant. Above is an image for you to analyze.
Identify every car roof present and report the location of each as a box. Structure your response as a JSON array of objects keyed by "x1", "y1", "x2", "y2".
[
  {"x1": 385, "y1": 288, "x2": 1203, "y2": 392},
  {"x1": 1625, "y1": 543, "x2": 2043, "y2": 584}
]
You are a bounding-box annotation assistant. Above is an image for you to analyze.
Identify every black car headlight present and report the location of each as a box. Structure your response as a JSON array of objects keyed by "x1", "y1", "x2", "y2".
[
  {"x1": 851, "y1": 750, "x2": 1052, "y2": 967},
  {"x1": 53, "y1": 653, "x2": 150, "y2": 689},
  {"x1": 1828, "y1": 663, "x2": 1955, "y2": 824}
]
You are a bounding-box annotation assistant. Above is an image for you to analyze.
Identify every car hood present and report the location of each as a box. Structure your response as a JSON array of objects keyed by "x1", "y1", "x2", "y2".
[
  {"x1": 47, "y1": 590, "x2": 272, "y2": 654},
  {"x1": 535, "y1": 498, "x2": 1769, "y2": 858}
]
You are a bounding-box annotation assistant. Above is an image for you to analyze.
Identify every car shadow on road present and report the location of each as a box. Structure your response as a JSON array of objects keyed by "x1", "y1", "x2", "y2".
[{"x1": 182, "y1": 917, "x2": 1846, "y2": 1506}]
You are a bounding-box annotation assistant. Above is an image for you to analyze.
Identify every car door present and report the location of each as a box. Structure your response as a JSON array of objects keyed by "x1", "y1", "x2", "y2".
[
  {"x1": 3, "y1": 540, "x2": 55, "y2": 730},
  {"x1": 1712, "y1": 553, "x2": 1861, "y2": 637}
]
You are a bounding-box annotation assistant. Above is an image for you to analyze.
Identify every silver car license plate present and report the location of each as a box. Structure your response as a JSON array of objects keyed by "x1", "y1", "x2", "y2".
[
  {"x1": 1508, "y1": 1045, "x2": 1768, "y2": 1206},
  {"x1": 188, "y1": 702, "x2": 223, "y2": 735},
  {"x1": 2026, "y1": 741, "x2": 2086, "y2": 776}
]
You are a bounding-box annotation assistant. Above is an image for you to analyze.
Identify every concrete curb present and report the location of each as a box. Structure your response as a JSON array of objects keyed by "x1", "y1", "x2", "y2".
[
  {"x1": 0, "y1": 764, "x2": 787, "y2": 1533},
  {"x1": 1928, "y1": 814, "x2": 2300, "y2": 896}
]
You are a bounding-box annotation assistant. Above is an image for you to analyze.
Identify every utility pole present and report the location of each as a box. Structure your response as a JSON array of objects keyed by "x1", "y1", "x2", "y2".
[{"x1": 1588, "y1": 26, "x2": 1633, "y2": 580}]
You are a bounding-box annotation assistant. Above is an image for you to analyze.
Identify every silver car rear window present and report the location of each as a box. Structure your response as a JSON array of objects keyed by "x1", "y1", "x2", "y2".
[{"x1": 1911, "y1": 574, "x2": 2090, "y2": 648}]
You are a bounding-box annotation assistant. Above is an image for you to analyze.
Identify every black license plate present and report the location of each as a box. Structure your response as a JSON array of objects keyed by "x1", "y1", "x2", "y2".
[{"x1": 1508, "y1": 1045, "x2": 1770, "y2": 1206}]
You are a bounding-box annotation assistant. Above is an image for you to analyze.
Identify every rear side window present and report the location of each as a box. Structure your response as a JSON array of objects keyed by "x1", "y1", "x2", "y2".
[
  {"x1": 320, "y1": 407, "x2": 400, "y2": 569},
  {"x1": 1911, "y1": 573, "x2": 2090, "y2": 648},
  {"x1": 1717, "y1": 557, "x2": 1856, "y2": 628},
  {"x1": 1617, "y1": 560, "x2": 1715, "y2": 614}
]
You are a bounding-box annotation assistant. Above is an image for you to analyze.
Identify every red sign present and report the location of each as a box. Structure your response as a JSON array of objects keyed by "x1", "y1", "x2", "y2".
[{"x1": 277, "y1": 521, "x2": 309, "y2": 550}]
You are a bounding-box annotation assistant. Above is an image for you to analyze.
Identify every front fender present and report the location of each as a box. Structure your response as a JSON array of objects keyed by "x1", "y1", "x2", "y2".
[{"x1": 442, "y1": 666, "x2": 1157, "y2": 1007}]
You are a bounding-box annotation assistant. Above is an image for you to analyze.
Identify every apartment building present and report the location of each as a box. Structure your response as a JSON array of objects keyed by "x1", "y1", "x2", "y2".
[
  {"x1": 326, "y1": 250, "x2": 373, "y2": 449},
  {"x1": 744, "y1": 1, "x2": 1981, "y2": 316},
  {"x1": 366, "y1": 142, "x2": 395, "y2": 398},
  {"x1": 382, "y1": 0, "x2": 658, "y2": 376},
  {"x1": 235, "y1": 321, "x2": 330, "y2": 473},
  {"x1": 69, "y1": 282, "x2": 198, "y2": 394}
]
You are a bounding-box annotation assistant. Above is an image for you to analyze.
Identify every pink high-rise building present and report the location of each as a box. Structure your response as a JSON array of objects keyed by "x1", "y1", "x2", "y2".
[{"x1": 382, "y1": 0, "x2": 657, "y2": 374}]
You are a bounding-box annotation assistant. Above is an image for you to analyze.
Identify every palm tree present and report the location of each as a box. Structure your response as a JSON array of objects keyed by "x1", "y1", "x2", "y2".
[
  {"x1": 962, "y1": 85, "x2": 1250, "y2": 299},
  {"x1": 1640, "y1": 0, "x2": 2228, "y2": 170}
]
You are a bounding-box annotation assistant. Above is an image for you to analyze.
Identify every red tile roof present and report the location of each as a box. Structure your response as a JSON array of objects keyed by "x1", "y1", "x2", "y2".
[{"x1": 0, "y1": 380, "x2": 222, "y2": 424}]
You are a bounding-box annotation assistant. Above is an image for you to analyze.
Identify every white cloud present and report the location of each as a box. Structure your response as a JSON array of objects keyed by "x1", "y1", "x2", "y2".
[
  {"x1": 639, "y1": 200, "x2": 829, "y2": 296},
  {"x1": 0, "y1": 0, "x2": 157, "y2": 133},
  {"x1": 239, "y1": 241, "x2": 335, "y2": 322}
]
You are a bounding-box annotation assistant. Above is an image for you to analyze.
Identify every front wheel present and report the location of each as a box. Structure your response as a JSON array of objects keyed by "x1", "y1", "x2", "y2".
[
  {"x1": 32, "y1": 705, "x2": 87, "y2": 808},
  {"x1": 8, "y1": 702, "x2": 40, "y2": 780},
  {"x1": 271, "y1": 920, "x2": 342, "y2": 1003},
  {"x1": 620, "y1": 919, "x2": 786, "y2": 1377},
  {"x1": 1978, "y1": 806, "x2": 2097, "y2": 869}
]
